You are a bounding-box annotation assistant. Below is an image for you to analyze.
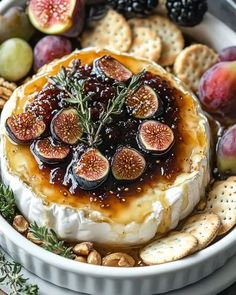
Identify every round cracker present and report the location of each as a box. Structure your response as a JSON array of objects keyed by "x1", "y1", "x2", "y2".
[
  {"x1": 129, "y1": 27, "x2": 162, "y2": 61},
  {"x1": 181, "y1": 213, "x2": 221, "y2": 250},
  {"x1": 206, "y1": 179, "x2": 236, "y2": 235},
  {"x1": 174, "y1": 44, "x2": 218, "y2": 92},
  {"x1": 140, "y1": 231, "x2": 198, "y2": 265},
  {"x1": 129, "y1": 16, "x2": 184, "y2": 66},
  {"x1": 81, "y1": 9, "x2": 132, "y2": 52}
]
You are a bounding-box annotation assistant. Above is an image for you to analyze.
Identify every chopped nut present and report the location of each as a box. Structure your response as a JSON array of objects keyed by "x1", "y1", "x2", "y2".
[
  {"x1": 102, "y1": 252, "x2": 135, "y2": 267},
  {"x1": 26, "y1": 232, "x2": 42, "y2": 245},
  {"x1": 73, "y1": 242, "x2": 94, "y2": 256},
  {"x1": 74, "y1": 256, "x2": 87, "y2": 263},
  {"x1": 0, "y1": 77, "x2": 17, "y2": 108},
  {"x1": 13, "y1": 215, "x2": 29, "y2": 234},
  {"x1": 87, "y1": 250, "x2": 102, "y2": 265}
]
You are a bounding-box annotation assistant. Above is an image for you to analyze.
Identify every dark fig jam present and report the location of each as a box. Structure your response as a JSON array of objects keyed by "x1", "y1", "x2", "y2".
[{"x1": 24, "y1": 61, "x2": 184, "y2": 205}]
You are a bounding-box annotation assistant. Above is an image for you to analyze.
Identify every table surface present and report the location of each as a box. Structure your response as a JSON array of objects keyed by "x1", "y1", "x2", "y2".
[{"x1": 0, "y1": 0, "x2": 236, "y2": 294}]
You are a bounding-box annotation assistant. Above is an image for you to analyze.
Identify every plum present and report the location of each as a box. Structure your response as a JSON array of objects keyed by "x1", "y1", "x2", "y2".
[
  {"x1": 219, "y1": 46, "x2": 236, "y2": 62},
  {"x1": 217, "y1": 124, "x2": 236, "y2": 175},
  {"x1": 199, "y1": 61, "x2": 236, "y2": 124},
  {"x1": 34, "y1": 36, "x2": 72, "y2": 72}
]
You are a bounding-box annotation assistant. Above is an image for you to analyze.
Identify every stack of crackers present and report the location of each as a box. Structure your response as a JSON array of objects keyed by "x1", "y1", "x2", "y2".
[
  {"x1": 140, "y1": 177, "x2": 236, "y2": 265},
  {"x1": 80, "y1": 9, "x2": 218, "y2": 93}
]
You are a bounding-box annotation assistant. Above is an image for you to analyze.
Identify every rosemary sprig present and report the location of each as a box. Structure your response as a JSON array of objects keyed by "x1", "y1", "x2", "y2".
[
  {"x1": 29, "y1": 223, "x2": 74, "y2": 259},
  {"x1": 0, "y1": 183, "x2": 16, "y2": 223},
  {"x1": 49, "y1": 64, "x2": 143, "y2": 147},
  {"x1": 0, "y1": 251, "x2": 38, "y2": 295}
]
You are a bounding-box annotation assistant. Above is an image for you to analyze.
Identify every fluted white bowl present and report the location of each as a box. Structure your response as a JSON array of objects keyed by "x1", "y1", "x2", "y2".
[{"x1": 0, "y1": 13, "x2": 236, "y2": 295}]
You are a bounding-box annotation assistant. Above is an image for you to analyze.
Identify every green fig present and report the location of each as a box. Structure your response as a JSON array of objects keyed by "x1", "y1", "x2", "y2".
[
  {"x1": 217, "y1": 124, "x2": 236, "y2": 175},
  {"x1": 0, "y1": 7, "x2": 34, "y2": 44}
]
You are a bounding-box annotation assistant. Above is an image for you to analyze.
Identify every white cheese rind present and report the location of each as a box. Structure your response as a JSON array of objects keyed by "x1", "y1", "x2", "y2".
[{"x1": 0, "y1": 49, "x2": 210, "y2": 246}]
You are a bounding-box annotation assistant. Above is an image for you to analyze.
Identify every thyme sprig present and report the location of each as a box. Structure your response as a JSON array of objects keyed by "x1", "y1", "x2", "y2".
[
  {"x1": 29, "y1": 223, "x2": 74, "y2": 259},
  {"x1": 0, "y1": 183, "x2": 16, "y2": 223},
  {"x1": 93, "y1": 73, "x2": 143, "y2": 145},
  {"x1": 0, "y1": 251, "x2": 38, "y2": 295},
  {"x1": 48, "y1": 64, "x2": 143, "y2": 146}
]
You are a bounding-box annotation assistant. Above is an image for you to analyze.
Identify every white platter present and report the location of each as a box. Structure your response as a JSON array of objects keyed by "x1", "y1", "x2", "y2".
[{"x1": 0, "y1": 12, "x2": 236, "y2": 295}]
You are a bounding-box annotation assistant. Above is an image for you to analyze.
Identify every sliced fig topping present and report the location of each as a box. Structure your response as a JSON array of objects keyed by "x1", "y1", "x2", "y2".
[
  {"x1": 138, "y1": 120, "x2": 174, "y2": 154},
  {"x1": 33, "y1": 137, "x2": 70, "y2": 164},
  {"x1": 94, "y1": 55, "x2": 132, "y2": 82},
  {"x1": 126, "y1": 85, "x2": 160, "y2": 119},
  {"x1": 6, "y1": 112, "x2": 46, "y2": 144},
  {"x1": 73, "y1": 148, "x2": 110, "y2": 190},
  {"x1": 112, "y1": 147, "x2": 146, "y2": 181},
  {"x1": 51, "y1": 108, "x2": 83, "y2": 145}
]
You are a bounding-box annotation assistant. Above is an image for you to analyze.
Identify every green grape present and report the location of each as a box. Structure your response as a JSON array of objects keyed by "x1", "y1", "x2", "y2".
[{"x1": 0, "y1": 38, "x2": 33, "y2": 82}]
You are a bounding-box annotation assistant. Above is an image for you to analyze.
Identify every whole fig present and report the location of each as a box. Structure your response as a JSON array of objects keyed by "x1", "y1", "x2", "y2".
[
  {"x1": 217, "y1": 124, "x2": 236, "y2": 175},
  {"x1": 0, "y1": 7, "x2": 34, "y2": 44}
]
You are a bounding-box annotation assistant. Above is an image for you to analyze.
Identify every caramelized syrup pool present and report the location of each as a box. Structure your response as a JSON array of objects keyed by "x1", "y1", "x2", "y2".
[{"x1": 28, "y1": 64, "x2": 183, "y2": 204}]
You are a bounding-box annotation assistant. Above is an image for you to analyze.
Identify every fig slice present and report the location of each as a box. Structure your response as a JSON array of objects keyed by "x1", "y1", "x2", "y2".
[
  {"x1": 33, "y1": 137, "x2": 71, "y2": 164},
  {"x1": 94, "y1": 55, "x2": 132, "y2": 82},
  {"x1": 6, "y1": 112, "x2": 46, "y2": 144},
  {"x1": 112, "y1": 147, "x2": 146, "y2": 181},
  {"x1": 51, "y1": 108, "x2": 83, "y2": 145},
  {"x1": 138, "y1": 120, "x2": 174, "y2": 154},
  {"x1": 28, "y1": 0, "x2": 81, "y2": 35},
  {"x1": 73, "y1": 148, "x2": 110, "y2": 190},
  {"x1": 126, "y1": 85, "x2": 160, "y2": 119}
]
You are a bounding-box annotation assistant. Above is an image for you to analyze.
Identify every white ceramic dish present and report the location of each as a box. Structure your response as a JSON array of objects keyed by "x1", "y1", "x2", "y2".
[
  {"x1": 0, "y1": 13, "x2": 236, "y2": 295},
  {"x1": 2, "y1": 246, "x2": 236, "y2": 295}
]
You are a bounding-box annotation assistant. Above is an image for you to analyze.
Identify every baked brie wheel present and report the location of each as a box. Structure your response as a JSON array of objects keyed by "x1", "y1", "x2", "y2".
[{"x1": 0, "y1": 48, "x2": 210, "y2": 246}]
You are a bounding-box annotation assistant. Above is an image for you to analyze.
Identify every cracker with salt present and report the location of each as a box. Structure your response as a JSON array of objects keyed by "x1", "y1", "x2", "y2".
[
  {"x1": 174, "y1": 44, "x2": 218, "y2": 92},
  {"x1": 181, "y1": 213, "x2": 221, "y2": 250},
  {"x1": 129, "y1": 16, "x2": 184, "y2": 66},
  {"x1": 140, "y1": 231, "x2": 198, "y2": 265},
  {"x1": 81, "y1": 9, "x2": 132, "y2": 52},
  {"x1": 129, "y1": 27, "x2": 162, "y2": 62},
  {"x1": 206, "y1": 179, "x2": 236, "y2": 235}
]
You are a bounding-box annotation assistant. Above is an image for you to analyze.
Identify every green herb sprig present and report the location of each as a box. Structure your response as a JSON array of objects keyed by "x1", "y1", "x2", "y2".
[
  {"x1": 49, "y1": 63, "x2": 143, "y2": 147},
  {"x1": 0, "y1": 184, "x2": 16, "y2": 223},
  {"x1": 29, "y1": 223, "x2": 74, "y2": 259},
  {"x1": 0, "y1": 251, "x2": 38, "y2": 295},
  {"x1": 93, "y1": 73, "x2": 143, "y2": 145}
]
